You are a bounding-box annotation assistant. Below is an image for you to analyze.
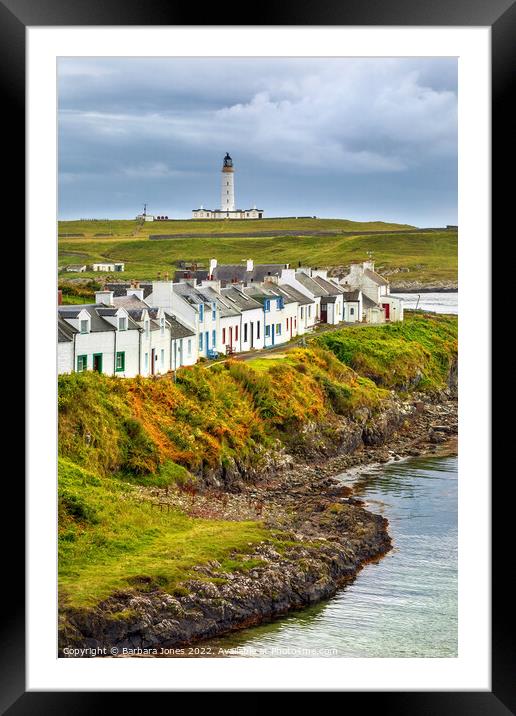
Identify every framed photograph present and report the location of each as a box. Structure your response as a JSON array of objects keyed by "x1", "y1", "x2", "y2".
[{"x1": 8, "y1": 0, "x2": 507, "y2": 707}]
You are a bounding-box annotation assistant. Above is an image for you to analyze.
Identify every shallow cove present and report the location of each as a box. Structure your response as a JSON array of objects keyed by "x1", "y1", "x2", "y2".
[{"x1": 181, "y1": 454, "x2": 458, "y2": 658}]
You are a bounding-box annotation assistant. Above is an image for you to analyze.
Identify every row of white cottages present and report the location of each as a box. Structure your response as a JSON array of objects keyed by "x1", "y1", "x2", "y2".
[{"x1": 58, "y1": 260, "x2": 403, "y2": 377}]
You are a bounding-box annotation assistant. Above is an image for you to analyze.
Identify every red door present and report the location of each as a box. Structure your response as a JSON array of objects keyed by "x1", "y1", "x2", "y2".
[
  {"x1": 382, "y1": 303, "x2": 390, "y2": 320},
  {"x1": 229, "y1": 326, "x2": 233, "y2": 349},
  {"x1": 289, "y1": 317, "x2": 293, "y2": 338}
]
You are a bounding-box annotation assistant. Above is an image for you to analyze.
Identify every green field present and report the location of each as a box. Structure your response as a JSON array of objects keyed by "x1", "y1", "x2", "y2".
[{"x1": 58, "y1": 218, "x2": 457, "y2": 285}]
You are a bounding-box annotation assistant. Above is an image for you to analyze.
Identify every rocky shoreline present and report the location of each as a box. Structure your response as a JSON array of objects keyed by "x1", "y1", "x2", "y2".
[{"x1": 58, "y1": 383, "x2": 457, "y2": 657}]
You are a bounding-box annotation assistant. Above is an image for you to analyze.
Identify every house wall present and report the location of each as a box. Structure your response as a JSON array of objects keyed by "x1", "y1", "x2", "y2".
[
  {"x1": 263, "y1": 297, "x2": 290, "y2": 347},
  {"x1": 238, "y1": 308, "x2": 264, "y2": 351},
  {"x1": 381, "y1": 296, "x2": 404, "y2": 322},
  {"x1": 279, "y1": 271, "x2": 319, "y2": 329},
  {"x1": 74, "y1": 331, "x2": 116, "y2": 375},
  {"x1": 343, "y1": 300, "x2": 361, "y2": 323},
  {"x1": 58, "y1": 341, "x2": 74, "y2": 374},
  {"x1": 114, "y1": 329, "x2": 141, "y2": 377},
  {"x1": 218, "y1": 315, "x2": 241, "y2": 354}
]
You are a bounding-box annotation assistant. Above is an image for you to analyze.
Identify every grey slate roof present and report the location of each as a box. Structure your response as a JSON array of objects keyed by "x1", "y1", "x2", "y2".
[
  {"x1": 312, "y1": 276, "x2": 346, "y2": 295},
  {"x1": 58, "y1": 315, "x2": 77, "y2": 342},
  {"x1": 295, "y1": 272, "x2": 328, "y2": 297},
  {"x1": 220, "y1": 286, "x2": 262, "y2": 311},
  {"x1": 106, "y1": 282, "x2": 153, "y2": 298},
  {"x1": 212, "y1": 263, "x2": 287, "y2": 285},
  {"x1": 341, "y1": 290, "x2": 361, "y2": 302},
  {"x1": 163, "y1": 312, "x2": 196, "y2": 339},
  {"x1": 364, "y1": 269, "x2": 389, "y2": 286},
  {"x1": 362, "y1": 294, "x2": 380, "y2": 309},
  {"x1": 275, "y1": 283, "x2": 312, "y2": 306}
]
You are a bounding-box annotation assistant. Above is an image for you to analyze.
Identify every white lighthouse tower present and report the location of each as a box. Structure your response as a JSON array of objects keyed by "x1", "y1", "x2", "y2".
[
  {"x1": 221, "y1": 152, "x2": 235, "y2": 213},
  {"x1": 192, "y1": 153, "x2": 263, "y2": 219}
]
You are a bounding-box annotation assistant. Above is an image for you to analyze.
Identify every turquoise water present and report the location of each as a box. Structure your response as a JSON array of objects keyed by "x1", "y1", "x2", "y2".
[{"x1": 197, "y1": 455, "x2": 458, "y2": 658}]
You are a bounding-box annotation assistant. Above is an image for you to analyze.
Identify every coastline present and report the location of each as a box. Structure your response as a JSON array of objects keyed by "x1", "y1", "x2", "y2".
[{"x1": 59, "y1": 389, "x2": 457, "y2": 656}]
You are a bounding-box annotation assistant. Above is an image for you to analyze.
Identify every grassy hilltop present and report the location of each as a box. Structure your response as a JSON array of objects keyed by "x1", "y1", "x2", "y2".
[
  {"x1": 58, "y1": 217, "x2": 457, "y2": 286},
  {"x1": 59, "y1": 314, "x2": 457, "y2": 609}
]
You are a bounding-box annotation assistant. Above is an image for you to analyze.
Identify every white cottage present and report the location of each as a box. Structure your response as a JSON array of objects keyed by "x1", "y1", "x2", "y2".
[{"x1": 341, "y1": 261, "x2": 403, "y2": 322}]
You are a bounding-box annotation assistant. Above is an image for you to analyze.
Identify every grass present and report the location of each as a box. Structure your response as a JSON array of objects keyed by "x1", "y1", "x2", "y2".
[
  {"x1": 315, "y1": 312, "x2": 458, "y2": 392},
  {"x1": 59, "y1": 458, "x2": 273, "y2": 608},
  {"x1": 58, "y1": 314, "x2": 457, "y2": 609},
  {"x1": 58, "y1": 218, "x2": 457, "y2": 285}
]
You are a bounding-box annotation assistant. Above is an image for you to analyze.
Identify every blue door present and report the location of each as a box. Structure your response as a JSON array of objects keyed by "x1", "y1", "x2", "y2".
[
  {"x1": 271, "y1": 325, "x2": 275, "y2": 346},
  {"x1": 205, "y1": 331, "x2": 209, "y2": 353}
]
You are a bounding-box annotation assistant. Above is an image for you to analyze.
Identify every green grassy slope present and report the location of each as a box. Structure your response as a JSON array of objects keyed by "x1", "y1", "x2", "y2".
[
  {"x1": 58, "y1": 218, "x2": 457, "y2": 285},
  {"x1": 58, "y1": 314, "x2": 457, "y2": 609}
]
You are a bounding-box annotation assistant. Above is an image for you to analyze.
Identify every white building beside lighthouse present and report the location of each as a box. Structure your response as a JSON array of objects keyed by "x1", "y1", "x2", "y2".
[{"x1": 192, "y1": 153, "x2": 264, "y2": 220}]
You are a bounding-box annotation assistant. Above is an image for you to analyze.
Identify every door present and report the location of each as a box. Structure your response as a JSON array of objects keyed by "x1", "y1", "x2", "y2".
[
  {"x1": 250, "y1": 322, "x2": 254, "y2": 348},
  {"x1": 382, "y1": 303, "x2": 390, "y2": 320},
  {"x1": 151, "y1": 349, "x2": 156, "y2": 375},
  {"x1": 92, "y1": 353, "x2": 102, "y2": 373},
  {"x1": 229, "y1": 326, "x2": 233, "y2": 349},
  {"x1": 205, "y1": 331, "x2": 209, "y2": 353},
  {"x1": 321, "y1": 304, "x2": 327, "y2": 323},
  {"x1": 289, "y1": 317, "x2": 293, "y2": 339}
]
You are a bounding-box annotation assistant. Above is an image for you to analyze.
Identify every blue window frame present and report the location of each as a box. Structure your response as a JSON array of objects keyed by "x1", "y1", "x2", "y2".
[
  {"x1": 199, "y1": 333, "x2": 203, "y2": 350},
  {"x1": 212, "y1": 329, "x2": 216, "y2": 346},
  {"x1": 212, "y1": 302, "x2": 216, "y2": 320},
  {"x1": 199, "y1": 304, "x2": 204, "y2": 322},
  {"x1": 265, "y1": 325, "x2": 271, "y2": 337},
  {"x1": 276, "y1": 323, "x2": 281, "y2": 335},
  {"x1": 264, "y1": 299, "x2": 270, "y2": 312}
]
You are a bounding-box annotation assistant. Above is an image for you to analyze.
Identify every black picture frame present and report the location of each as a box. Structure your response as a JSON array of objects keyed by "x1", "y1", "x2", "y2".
[{"x1": 6, "y1": 0, "x2": 507, "y2": 709}]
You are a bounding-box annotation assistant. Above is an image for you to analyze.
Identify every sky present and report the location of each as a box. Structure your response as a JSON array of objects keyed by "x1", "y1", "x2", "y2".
[{"x1": 58, "y1": 57, "x2": 457, "y2": 227}]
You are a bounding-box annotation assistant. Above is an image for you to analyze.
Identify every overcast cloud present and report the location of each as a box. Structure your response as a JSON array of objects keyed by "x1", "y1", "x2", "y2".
[{"x1": 58, "y1": 57, "x2": 457, "y2": 226}]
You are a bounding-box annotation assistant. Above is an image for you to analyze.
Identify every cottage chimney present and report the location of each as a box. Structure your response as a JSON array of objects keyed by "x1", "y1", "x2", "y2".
[
  {"x1": 209, "y1": 258, "x2": 218, "y2": 278},
  {"x1": 126, "y1": 287, "x2": 145, "y2": 301},
  {"x1": 246, "y1": 259, "x2": 254, "y2": 272},
  {"x1": 95, "y1": 290, "x2": 114, "y2": 306}
]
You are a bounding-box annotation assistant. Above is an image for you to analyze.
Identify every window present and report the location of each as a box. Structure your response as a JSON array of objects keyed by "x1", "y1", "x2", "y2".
[
  {"x1": 118, "y1": 317, "x2": 127, "y2": 331},
  {"x1": 212, "y1": 303, "x2": 216, "y2": 320},
  {"x1": 144, "y1": 353, "x2": 149, "y2": 371},
  {"x1": 234, "y1": 325, "x2": 238, "y2": 342},
  {"x1": 80, "y1": 319, "x2": 89, "y2": 334},
  {"x1": 144, "y1": 320, "x2": 150, "y2": 337},
  {"x1": 115, "y1": 351, "x2": 125, "y2": 372},
  {"x1": 187, "y1": 339, "x2": 192, "y2": 355},
  {"x1": 308, "y1": 305, "x2": 312, "y2": 317},
  {"x1": 276, "y1": 323, "x2": 281, "y2": 335},
  {"x1": 257, "y1": 322, "x2": 260, "y2": 339},
  {"x1": 301, "y1": 307, "x2": 304, "y2": 319},
  {"x1": 222, "y1": 327, "x2": 226, "y2": 344},
  {"x1": 77, "y1": 354, "x2": 87, "y2": 372},
  {"x1": 244, "y1": 323, "x2": 248, "y2": 342},
  {"x1": 160, "y1": 349, "x2": 165, "y2": 369},
  {"x1": 212, "y1": 329, "x2": 216, "y2": 347},
  {"x1": 160, "y1": 317, "x2": 165, "y2": 335},
  {"x1": 350, "y1": 307, "x2": 355, "y2": 316},
  {"x1": 199, "y1": 334, "x2": 203, "y2": 351},
  {"x1": 264, "y1": 299, "x2": 270, "y2": 312},
  {"x1": 199, "y1": 304, "x2": 204, "y2": 322},
  {"x1": 265, "y1": 325, "x2": 271, "y2": 337}
]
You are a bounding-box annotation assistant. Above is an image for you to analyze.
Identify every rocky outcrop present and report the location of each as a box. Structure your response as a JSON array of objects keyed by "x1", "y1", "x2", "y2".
[{"x1": 59, "y1": 502, "x2": 390, "y2": 654}]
